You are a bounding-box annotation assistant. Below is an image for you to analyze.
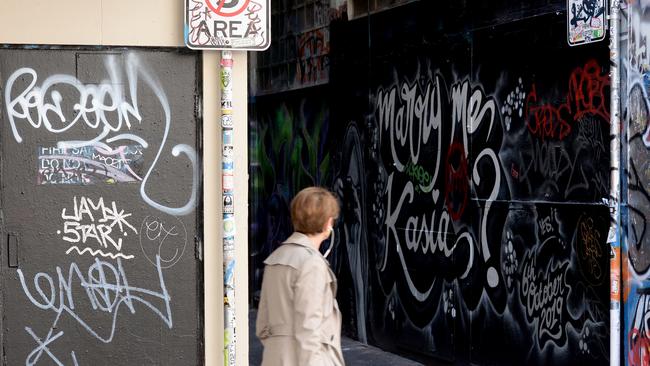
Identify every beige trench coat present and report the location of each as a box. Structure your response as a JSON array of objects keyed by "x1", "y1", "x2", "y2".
[{"x1": 256, "y1": 232, "x2": 345, "y2": 366}]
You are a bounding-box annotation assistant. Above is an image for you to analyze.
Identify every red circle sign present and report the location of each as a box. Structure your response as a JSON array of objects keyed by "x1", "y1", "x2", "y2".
[{"x1": 206, "y1": 0, "x2": 251, "y2": 17}]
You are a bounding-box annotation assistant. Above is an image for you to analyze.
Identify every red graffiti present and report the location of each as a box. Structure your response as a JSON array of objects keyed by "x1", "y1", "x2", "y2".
[
  {"x1": 629, "y1": 328, "x2": 650, "y2": 366},
  {"x1": 296, "y1": 30, "x2": 329, "y2": 85},
  {"x1": 511, "y1": 164, "x2": 519, "y2": 179},
  {"x1": 445, "y1": 142, "x2": 469, "y2": 221},
  {"x1": 566, "y1": 60, "x2": 611, "y2": 121},
  {"x1": 206, "y1": 0, "x2": 251, "y2": 17},
  {"x1": 525, "y1": 84, "x2": 572, "y2": 140},
  {"x1": 526, "y1": 60, "x2": 610, "y2": 141}
]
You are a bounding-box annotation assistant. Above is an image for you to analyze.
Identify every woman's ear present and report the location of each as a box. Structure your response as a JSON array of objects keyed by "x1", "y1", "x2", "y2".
[{"x1": 324, "y1": 217, "x2": 334, "y2": 233}]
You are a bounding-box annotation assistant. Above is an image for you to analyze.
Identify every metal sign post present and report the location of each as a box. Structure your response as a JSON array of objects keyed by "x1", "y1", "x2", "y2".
[
  {"x1": 185, "y1": 0, "x2": 271, "y2": 365},
  {"x1": 608, "y1": 1, "x2": 621, "y2": 365},
  {"x1": 220, "y1": 50, "x2": 236, "y2": 366}
]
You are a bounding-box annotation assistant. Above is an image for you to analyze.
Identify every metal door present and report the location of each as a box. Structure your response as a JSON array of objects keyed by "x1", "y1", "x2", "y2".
[{"x1": 0, "y1": 48, "x2": 202, "y2": 365}]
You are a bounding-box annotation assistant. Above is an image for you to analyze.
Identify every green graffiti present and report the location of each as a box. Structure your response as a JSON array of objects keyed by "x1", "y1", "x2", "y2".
[
  {"x1": 255, "y1": 100, "x2": 331, "y2": 197},
  {"x1": 405, "y1": 160, "x2": 433, "y2": 193}
]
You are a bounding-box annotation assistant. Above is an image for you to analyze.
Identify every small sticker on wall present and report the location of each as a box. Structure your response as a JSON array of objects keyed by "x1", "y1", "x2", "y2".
[
  {"x1": 611, "y1": 246, "x2": 621, "y2": 298},
  {"x1": 223, "y1": 174, "x2": 234, "y2": 190},
  {"x1": 223, "y1": 157, "x2": 234, "y2": 172},
  {"x1": 223, "y1": 145, "x2": 234, "y2": 157},
  {"x1": 222, "y1": 114, "x2": 233, "y2": 128},
  {"x1": 221, "y1": 98, "x2": 233, "y2": 110},
  {"x1": 37, "y1": 145, "x2": 144, "y2": 185},
  {"x1": 223, "y1": 129, "x2": 233, "y2": 145},
  {"x1": 223, "y1": 192, "x2": 234, "y2": 214},
  {"x1": 224, "y1": 236, "x2": 235, "y2": 252},
  {"x1": 224, "y1": 215, "x2": 236, "y2": 237},
  {"x1": 567, "y1": 0, "x2": 606, "y2": 46},
  {"x1": 607, "y1": 226, "x2": 617, "y2": 243},
  {"x1": 221, "y1": 68, "x2": 233, "y2": 89}
]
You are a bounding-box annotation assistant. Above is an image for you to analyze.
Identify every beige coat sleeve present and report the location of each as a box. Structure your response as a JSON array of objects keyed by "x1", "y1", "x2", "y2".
[
  {"x1": 293, "y1": 256, "x2": 330, "y2": 365},
  {"x1": 255, "y1": 280, "x2": 268, "y2": 340}
]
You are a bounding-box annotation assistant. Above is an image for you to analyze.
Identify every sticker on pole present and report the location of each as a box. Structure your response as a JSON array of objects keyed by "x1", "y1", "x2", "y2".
[
  {"x1": 185, "y1": 0, "x2": 270, "y2": 50},
  {"x1": 567, "y1": 0, "x2": 606, "y2": 46}
]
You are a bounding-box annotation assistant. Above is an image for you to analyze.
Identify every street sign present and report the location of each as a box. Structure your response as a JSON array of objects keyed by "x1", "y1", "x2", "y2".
[
  {"x1": 567, "y1": 0, "x2": 606, "y2": 46},
  {"x1": 185, "y1": 0, "x2": 270, "y2": 50}
]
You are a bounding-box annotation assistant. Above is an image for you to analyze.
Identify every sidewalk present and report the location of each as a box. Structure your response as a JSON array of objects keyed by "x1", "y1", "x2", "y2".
[{"x1": 249, "y1": 309, "x2": 424, "y2": 365}]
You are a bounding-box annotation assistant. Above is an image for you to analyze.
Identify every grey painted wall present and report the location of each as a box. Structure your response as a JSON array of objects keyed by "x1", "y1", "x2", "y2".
[{"x1": 0, "y1": 49, "x2": 202, "y2": 366}]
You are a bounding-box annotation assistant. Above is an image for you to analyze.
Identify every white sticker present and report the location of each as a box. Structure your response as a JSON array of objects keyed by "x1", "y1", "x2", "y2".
[
  {"x1": 223, "y1": 174, "x2": 234, "y2": 190},
  {"x1": 222, "y1": 114, "x2": 233, "y2": 128},
  {"x1": 223, "y1": 145, "x2": 234, "y2": 157},
  {"x1": 567, "y1": 0, "x2": 607, "y2": 46},
  {"x1": 224, "y1": 215, "x2": 236, "y2": 237},
  {"x1": 607, "y1": 226, "x2": 617, "y2": 243}
]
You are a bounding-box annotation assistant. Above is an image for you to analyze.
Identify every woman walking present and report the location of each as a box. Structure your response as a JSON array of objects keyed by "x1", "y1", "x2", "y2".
[{"x1": 256, "y1": 187, "x2": 345, "y2": 366}]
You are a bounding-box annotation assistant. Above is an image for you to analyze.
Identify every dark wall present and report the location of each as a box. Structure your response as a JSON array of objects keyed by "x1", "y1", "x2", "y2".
[
  {"x1": 0, "y1": 49, "x2": 202, "y2": 366},
  {"x1": 248, "y1": 87, "x2": 333, "y2": 301},
  {"x1": 249, "y1": 1, "x2": 610, "y2": 365}
]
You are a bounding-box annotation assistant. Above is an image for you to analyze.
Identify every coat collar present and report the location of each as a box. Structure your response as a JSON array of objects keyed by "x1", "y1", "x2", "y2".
[
  {"x1": 282, "y1": 232, "x2": 332, "y2": 262},
  {"x1": 283, "y1": 232, "x2": 337, "y2": 286},
  {"x1": 282, "y1": 232, "x2": 318, "y2": 252}
]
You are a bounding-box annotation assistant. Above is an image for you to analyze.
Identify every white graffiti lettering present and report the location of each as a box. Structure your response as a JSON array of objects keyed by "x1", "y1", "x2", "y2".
[
  {"x1": 376, "y1": 78, "x2": 442, "y2": 179},
  {"x1": 383, "y1": 174, "x2": 474, "y2": 301},
  {"x1": 18, "y1": 255, "x2": 171, "y2": 366},
  {"x1": 377, "y1": 75, "x2": 502, "y2": 299},
  {"x1": 520, "y1": 250, "x2": 568, "y2": 344},
  {"x1": 60, "y1": 196, "x2": 138, "y2": 259},
  {"x1": 4, "y1": 53, "x2": 198, "y2": 216},
  {"x1": 139, "y1": 215, "x2": 188, "y2": 269}
]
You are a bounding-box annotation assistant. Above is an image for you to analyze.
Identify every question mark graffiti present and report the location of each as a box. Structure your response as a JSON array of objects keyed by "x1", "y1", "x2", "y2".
[{"x1": 474, "y1": 149, "x2": 501, "y2": 288}]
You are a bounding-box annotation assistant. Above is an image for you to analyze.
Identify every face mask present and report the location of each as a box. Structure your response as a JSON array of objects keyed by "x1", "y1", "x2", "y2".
[{"x1": 323, "y1": 226, "x2": 334, "y2": 258}]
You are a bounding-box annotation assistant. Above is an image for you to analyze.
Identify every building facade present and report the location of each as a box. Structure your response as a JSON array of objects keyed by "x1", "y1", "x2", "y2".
[
  {"x1": 248, "y1": 0, "x2": 616, "y2": 365},
  {"x1": 0, "y1": 1, "x2": 249, "y2": 365}
]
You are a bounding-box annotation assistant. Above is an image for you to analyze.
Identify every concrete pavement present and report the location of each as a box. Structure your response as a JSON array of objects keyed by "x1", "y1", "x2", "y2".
[{"x1": 249, "y1": 309, "x2": 424, "y2": 365}]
